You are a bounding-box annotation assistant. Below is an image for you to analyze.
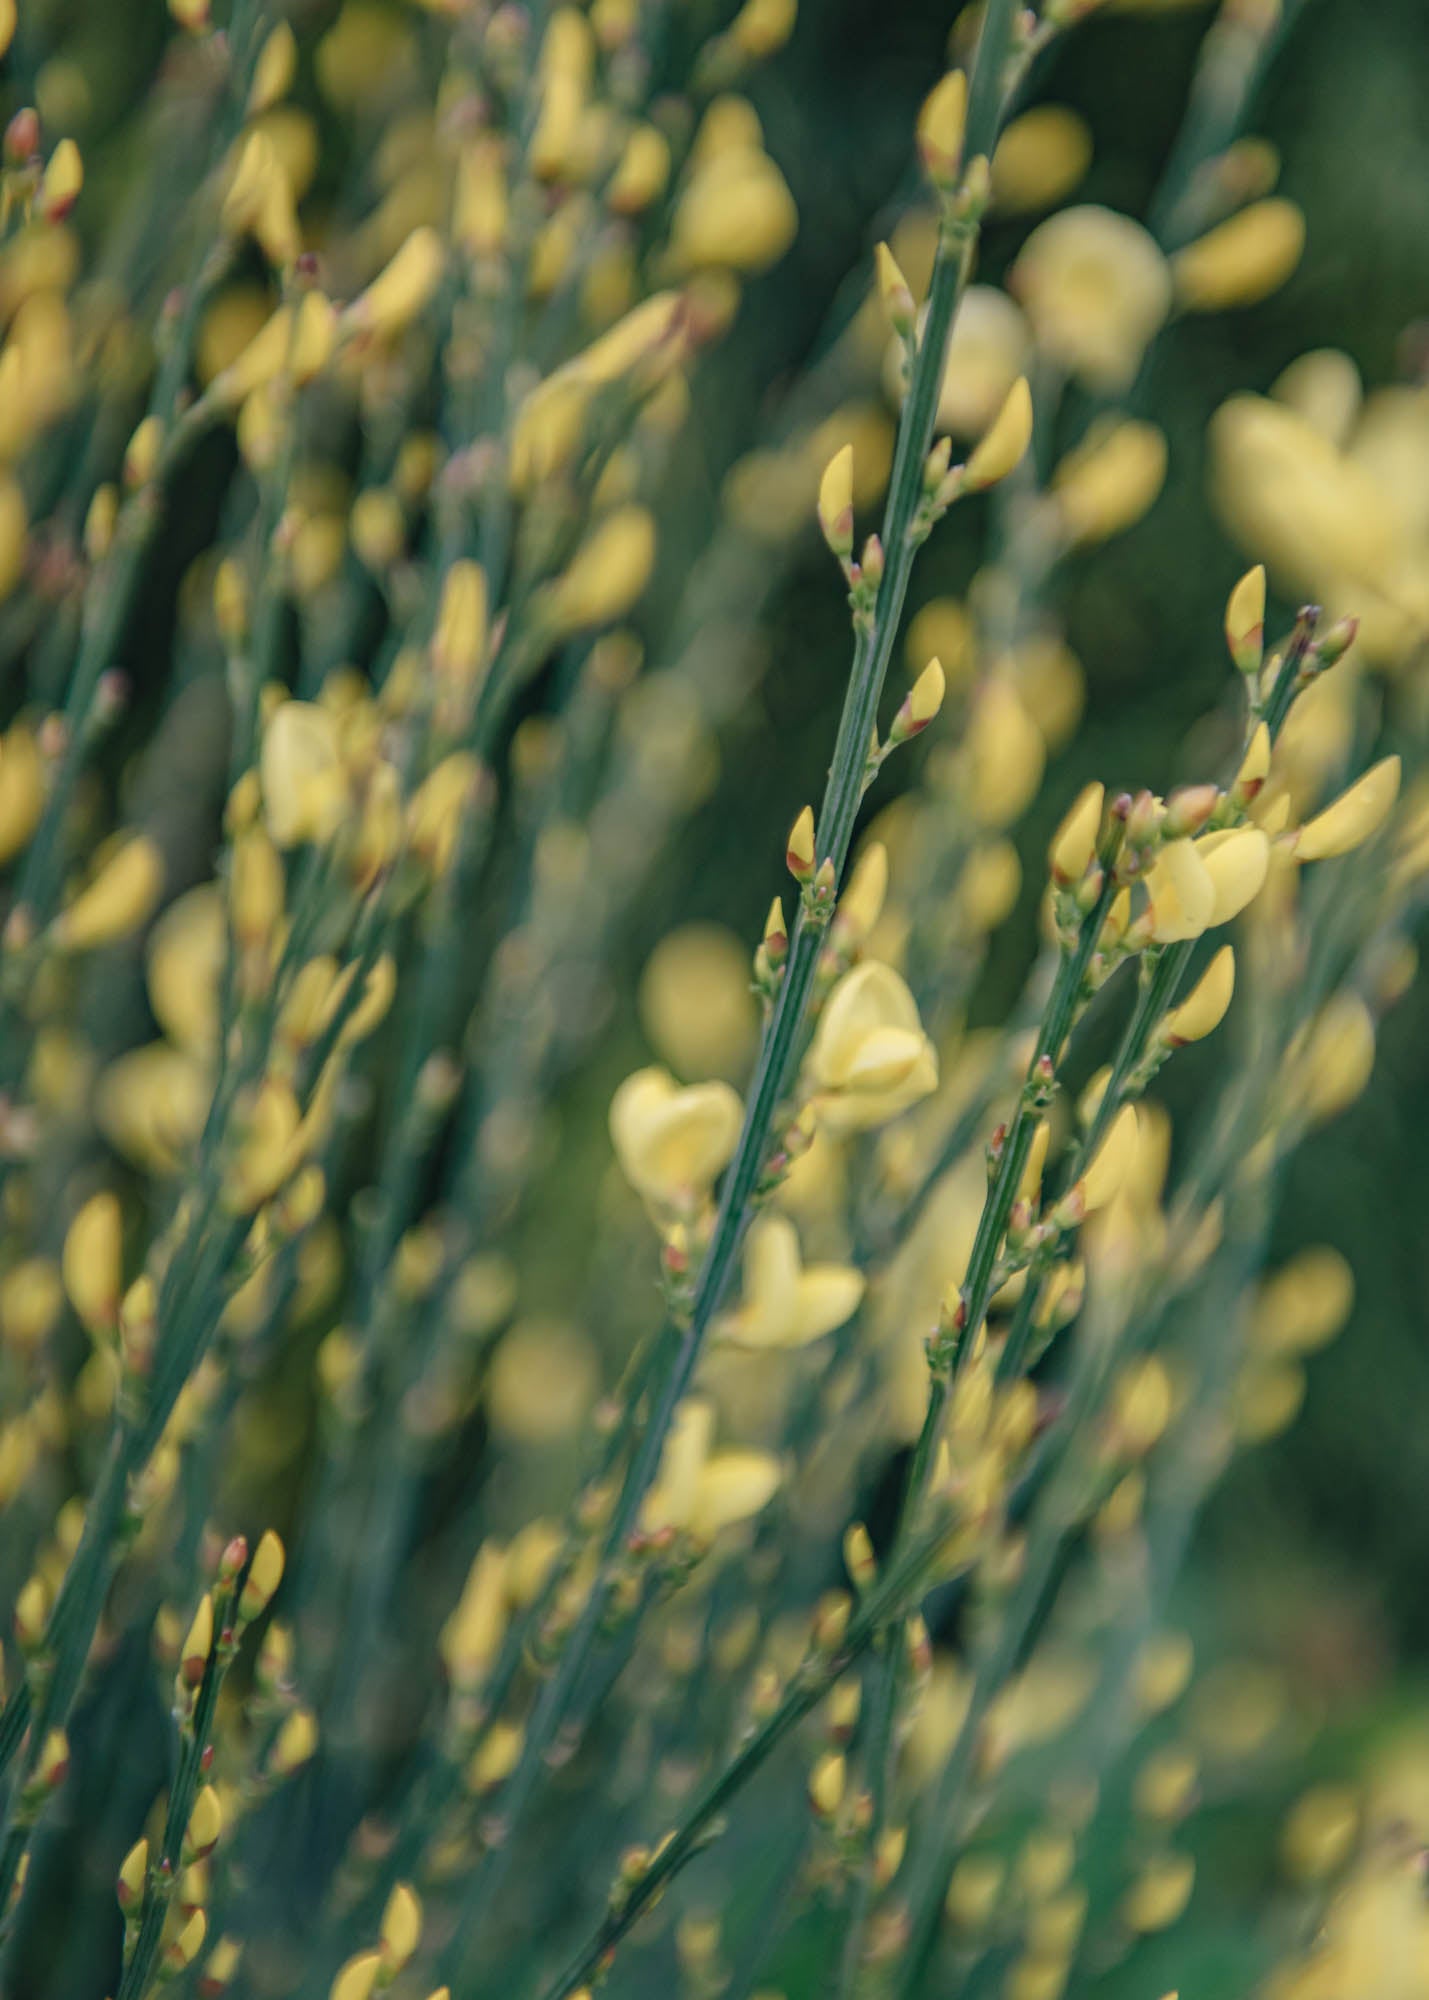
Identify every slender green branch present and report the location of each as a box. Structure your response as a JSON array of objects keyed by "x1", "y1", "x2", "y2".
[{"x1": 531, "y1": 1520, "x2": 960, "y2": 2000}]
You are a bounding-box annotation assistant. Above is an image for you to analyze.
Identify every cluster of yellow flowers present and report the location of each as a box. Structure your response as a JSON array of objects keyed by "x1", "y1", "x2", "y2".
[{"x1": 0, "y1": 0, "x2": 1421, "y2": 1996}]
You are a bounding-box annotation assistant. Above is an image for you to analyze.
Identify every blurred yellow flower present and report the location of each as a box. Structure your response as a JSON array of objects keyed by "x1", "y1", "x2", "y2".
[
  {"x1": 716, "y1": 1214, "x2": 864, "y2": 1349},
  {"x1": 1011, "y1": 205, "x2": 1171, "y2": 393},
  {"x1": 609, "y1": 1065, "x2": 743, "y2": 1209},
  {"x1": 805, "y1": 961, "x2": 938, "y2": 1134}
]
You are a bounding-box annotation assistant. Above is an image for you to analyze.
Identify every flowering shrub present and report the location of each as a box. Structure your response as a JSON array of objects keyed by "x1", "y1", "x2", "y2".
[{"x1": 0, "y1": 2, "x2": 1422, "y2": 1998}]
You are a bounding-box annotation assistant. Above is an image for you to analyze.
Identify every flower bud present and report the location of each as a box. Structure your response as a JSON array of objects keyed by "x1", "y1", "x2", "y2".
[
  {"x1": 238, "y1": 1529, "x2": 285, "y2": 1622},
  {"x1": 917, "y1": 70, "x2": 967, "y2": 187},
  {"x1": 53, "y1": 836, "x2": 164, "y2": 952},
  {"x1": 62, "y1": 1192, "x2": 123, "y2": 1338},
  {"x1": 1225, "y1": 565, "x2": 1266, "y2": 676},
  {"x1": 1162, "y1": 946, "x2": 1235, "y2": 1045},
  {"x1": 1048, "y1": 782, "x2": 1103, "y2": 884},
  {"x1": 1173, "y1": 199, "x2": 1305, "y2": 312},
  {"x1": 786, "y1": 805, "x2": 815, "y2": 883},
  {"x1": 818, "y1": 444, "x2": 854, "y2": 560},
  {"x1": 1294, "y1": 755, "x2": 1400, "y2": 862},
  {"x1": 964, "y1": 376, "x2": 1032, "y2": 491}
]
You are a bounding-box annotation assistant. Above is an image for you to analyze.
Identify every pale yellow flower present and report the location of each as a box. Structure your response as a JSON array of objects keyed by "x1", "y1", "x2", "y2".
[
  {"x1": 805, "y1": 961, "x2": 938, "y2": 1134},
  {"x1": 641, "y1": 1397, "x2": 782, "y2": 1540},
  {"x1": 1010, "y1": 205, "x2": 1171, "y2": 393},
  {"x1": 609, "y1": 1065, "x2": 743, "y2": 1209},
  {"x1": 716, "y1": 1214, "x2": 864, "y2": 1350},
  {"x1": 261, "y1": 700, "x2": 347, "y2": 848}
]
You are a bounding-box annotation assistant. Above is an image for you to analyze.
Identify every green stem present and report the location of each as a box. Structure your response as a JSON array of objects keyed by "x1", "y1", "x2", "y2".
[
  {"x1": 438, "y1": 56, "x2": 1016, "y2": 1978},
  {"x1": 828, "y1": 868, "x2": 1115, "y2": 1990},
  {"x1": 531, "y1": 1522, "x2": 959, "y2": 2000}
]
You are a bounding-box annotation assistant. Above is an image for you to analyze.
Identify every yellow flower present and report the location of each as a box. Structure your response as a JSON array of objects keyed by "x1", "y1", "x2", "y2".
[
  {"x1": 1145, "y1": 839, "x2": 1213, "y2": 943},
  {"x1": 440, "y1": 1542, "x2": 507, "y2": 1692},
  {"x1": 1052, "y1": 419, "x2": 1167, "y2": 545},
  {"x1": 53, "y1": 835, "x2": 164, "y2": 952},
  {"x1": 1172, "y1": 198, "x2": 1305, "y2": 312},
  {"x1": 260, "y1": 700, "x2": 347, "y2": 847},
  {"x1": 1195, "y1": 825, "x2": 1270, "y2": 924},
  {"x1": 928, "y1": 286, "x2": 1030, "y2": 438},
  {"x1": 991, "y1": 106, "x2": 1092, "y2": 216},
  {"x1": 1010, "y1": 205, "x2": 1171, "y2": 393},
  {"x1": 609, "y1": 1065, "x2": 743, "y2": 1209},
  {"x1": 1162, "y1": 945, "x2": 1235, "y2": 1045},
  {"x1": 671, "y1": 143, "x2": 797, "y2": 273},
  {"x1": 146, "y1": 884, "x2": 225, "y2": 1058},
  {"x1": 641, "y1": 1398, "x2": 781, "y2": 1540},
  {"x1": 95, "y1": 1043, "x2": 212, "y2": 1174},
  {"x1": 1294, "y1": 755, "x2": 1400, "y2": 861},
  {"x1": 805, "y1": 961, "x2": 938, "y2": 1134},
  {"x1": 638, "y1": 924, "x2": 757, "y2": 1082},
  {"x1": 716, "y1": 1215, "x2": 864, "y2": 1349},
  {"x1": 964, "y1": 376, "x2": 1033, "y2": 491}
]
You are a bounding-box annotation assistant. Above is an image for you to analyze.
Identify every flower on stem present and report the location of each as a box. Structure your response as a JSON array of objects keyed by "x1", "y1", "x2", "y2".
[
  {"x1": 1051, "y1": 419, "x2": 1167, "y2": 546},
  {"x1": 1048, "y1": 782, "x2": 1104, "y2": 885},
  {"x1": 61, "y1": 1192, "x2": 122, "y2": 1339},
  {"x1": 380, "y1": 1883, "x2": 422, "y2": 1971},
  {"x1": 1292, "y1": 755, "x2": 1400, "y2": 861},
  {"x1": 963, "y1": 376, "x2": 1033, "y2": 492},
  {"x1": 916, "y1": 70, "x2": 967, "y2": 189},
  {"x1": 715, "y1": 1214, "x2": 864, "y2": 1349},
  {"x1": 1225, "y1": 565, "x2": 1266, "y2": 676},
  {"x1": 1010, "y1": 206, "x2": 1171, "y2": 394},
  {"x1": 804, "y1": 961, "x2": 937, "y2": 1134},
  {"x1": 52, "y1": 835, "x2": 164, "y2": 952},
  {"x1": 818, "y1": 444, "x2": 854, "y2": 564},
  {"x1": 261, "y1": 702, "x2": 347, "y2": 848},
  {"x1": 875, "y1": 241, "x2": 916, "y2": 343},
  {"x1": 1161, "y1": 946, "x2": 1235, "y2": 1045},
  {"x1": 786, "y1": 805, "x2": 816, "y2": 883},
  {"x1": 888, "y1": 658, "x2": 946, "y2": 746},
  {"x1": 343, "y1": 226, "x2": 444, "y2": 341},
  {"x1": 609, "y1": 1066, "x2": 743, "y2": 1213},
  {"x1": 641, "y1": 1398, "x2": 782, "y2": 1542},
  {"x1": 1172, "y1": 199, "x2": 1305, "y2": 312}
]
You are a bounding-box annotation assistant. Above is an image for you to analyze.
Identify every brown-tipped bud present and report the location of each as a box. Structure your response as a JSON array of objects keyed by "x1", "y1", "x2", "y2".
[
  {"x1": 828, "y1": 1676, "x2": 862, "y2": 1743},
  {"x1": 178, "y1": 1593, "x2": 214, "y2": 1690},
  {"x1": 818, "y1": 446, "x2": 854, "y2": 561},
  {"x1": 380, "y1": 1882, "x2": 423, "y2": 1970},
  {"x1": 813, "y1": 1590, "x2": 852, "y2": 1652},
  {"x1": 1124, "y1": 789, "x2": 1162, "y2": 849},
  {"x1": 1048, "y1": 782, "x2": 1104, "y2": 885},
  {"x1": 761, "y1": 895, "x2": 788, "y2": 971},
  {"x1": 119, "y1": 1275, "x2": 157, "y2": 1377},
  {"x1": 184, "y1": 1785, "x2": 223, "y2": 1864},
  {"x1": 164, "y1": 1908, "x2": 208, "y2": 1975},
  {"x1": 1312, "y1": 614, "x2": 1358, "y2": 668},
  {"x1": 117, "y1": 1836, "x2": 148, "y2": 1913},
  {"x1": 875, "y1": 241, "x2": 916, "y2": 339},
  {"x1": 38, "y1": 138, "x2": 82, "y2": 222},
  {"x1": 890, "y1": 658, "x2": 946, "y2": 747},
  {"x1": 14, "y1": 1574, "x2": 48, "y2": 1652},
  {"x1": 964, "y1": 377, "x2": 1033, "y2": 492},
  {"x1": 917, "y1": 70, "x2": 967, "y2": 187},
  {"x1": 858, "y1": 533, "x2": 885, "y2": 593},
  {"x1": 1232, "y1": 723, "x2": 1271, "y2": 806},
  {"x1": 5, "y1": 109, "x2": 39, "y2": 166},
  {"x1": 216, "y1": 1535, "x2": 248, "y2": 1588},
  {"x1": 786, "y1": 806, "x2": 816, "y2": 883},
  {"x1": 809, "y1": 1749, "x2": 846, "y2": 1819},
  {"x1": 238, "y1": 1529, "x2": 285, "y2": 1623},
  {"x1": 1162, "y1": 784, "x2": 1220, "y2": 841},
  {"x1": 34, "y1": 1728, "x2": 69, "y2": 1792},
  {"x1": 197, "y1": 1936, "x2": 243, "y2": 1997},
  {"x1": 843, "y1": 1522, "x2": 877, "y2": 1592},
  {"x1": 1225, "y1": 564, "x2": 1265, "y2": 676}
]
